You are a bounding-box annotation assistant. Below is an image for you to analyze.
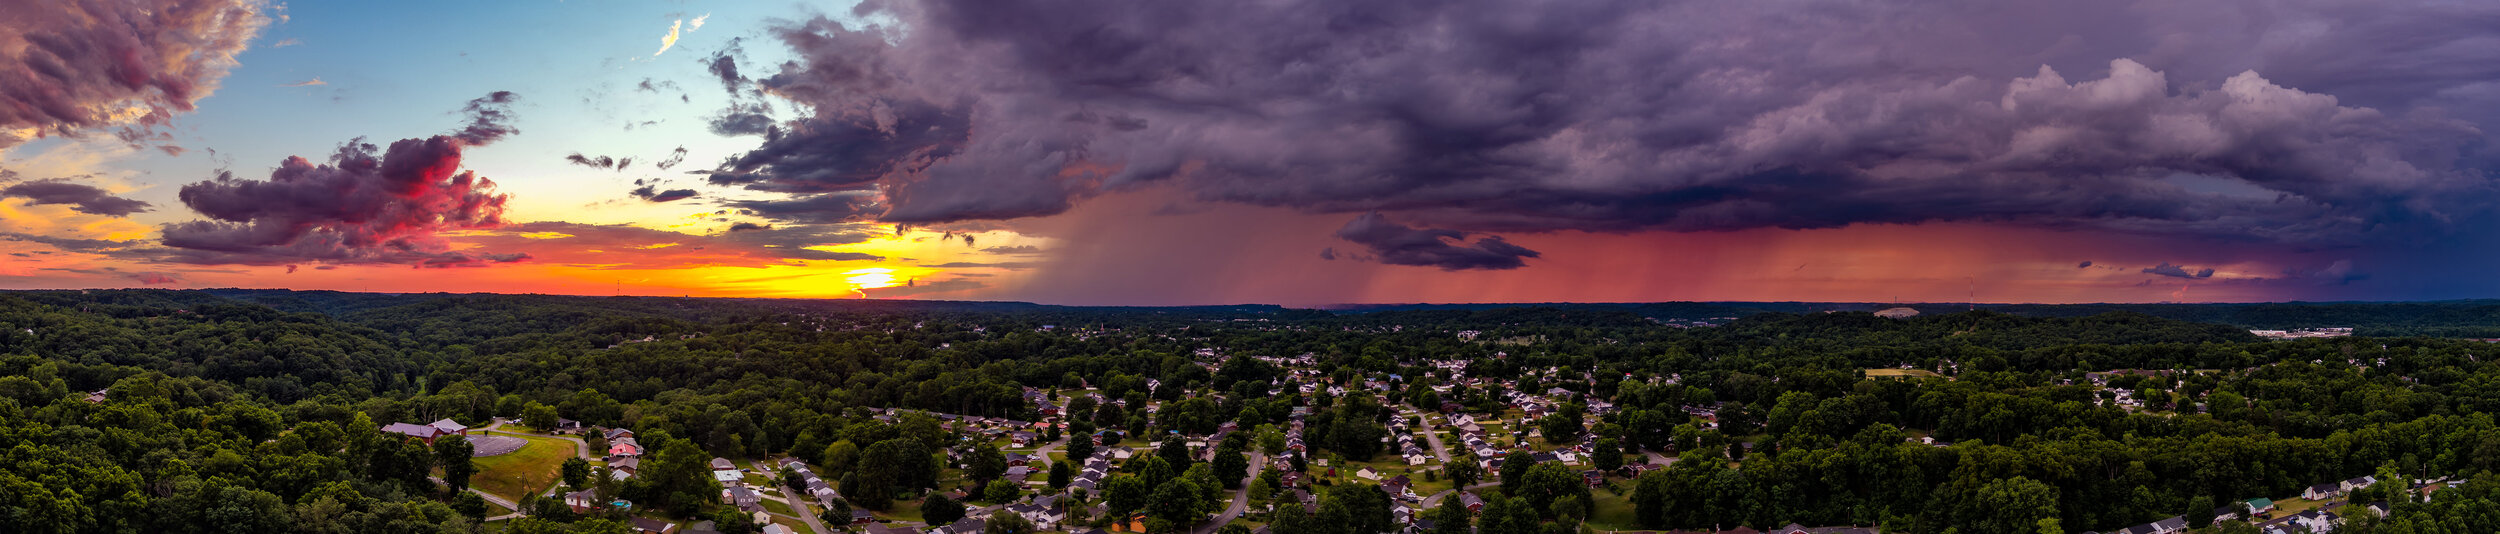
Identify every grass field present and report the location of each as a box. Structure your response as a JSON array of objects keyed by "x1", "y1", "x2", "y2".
[
  {"x1": 1865, "y1": 368, "x2": 1946, "y2": 378},
  {"x1": 1584, "y1": 485, "x2": 1639, "y2": 531},
  {"x1": 469, "y1": 431, "x2": 580, "y2": 502}
]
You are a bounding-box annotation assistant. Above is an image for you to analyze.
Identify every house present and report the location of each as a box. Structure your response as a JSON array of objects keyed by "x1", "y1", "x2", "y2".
[
  {"x1": 1383, "y1": 475, "x2": 1420, "y2": 501},
  {"x1": 1356, "y1": 468, "x2": 1381, "y2": 481},
  {"x1": 932, "y1": 517, "x2": 987, "y2": 534},
  {"x1": 564, "y1": 490, "x2": 602, "y2": 513},
  {"x1": 428, "y1": 418, "x2": 469, "y2": 436},
  {"x1": 1011, "y1": 432, "x2": 1039, "y2": 447},
  {"x1": 762, "y1": 525, "x2": 797, "y2": 534},
  {"x1": 83, "y1": 389, "x2": 107, "y2": 403},
  {"x1": 712, "y1": 458, "x2": 744, "y2": 483},
  {"x1": 2152, "y1": 516, "x2": 2187, "y2": 533},
  {"x1": 806, "y1": 479, "x2": 839, "y2": 501},
  {"x1": 850, "y1": 509, "x2": 878, "y2": 525},
  {"x1": 553, "y1": 418, "x2": 584, "y2": 433},
  {"x1": 609, "y1": 457, "x2": 641, "y2": 479},
  {"x1": 722, "y1": 486, "x2": 764, "y2": 511},
  {"x1": 610, "y1": 437, "x2": 644, "y2": 457},
  {"x1": 2287, "y1": 510, "x2": 2339, "y2": 532},
  {"x1": 381, "y1": 422, "x2": 445, "y2": 443},
  {"x1": 1011, "y1": 495, "x2": 1066, "y2": 527},
  {"x1": 2342, "y1": 475, "x2": 2378, "y2": 492},
  {"x1": 1458, "y1": 492, "x2": 1485, "y2": 513},
  {"x1": 631, "y1": 517, "x2": 678, "y2": 533},
  {"x1": 2303, "y1": 482, "x2": 2343, "y2": 500},
  {"x1": 2244, "y1": 497, "x2": 2275, "y2": 516},
  {"x1": 605, "y1": 428, "x2": 637, "y2": 440},
  {"x1": 2212, "y1": 505, "x2": 2242, "y2": 522}
]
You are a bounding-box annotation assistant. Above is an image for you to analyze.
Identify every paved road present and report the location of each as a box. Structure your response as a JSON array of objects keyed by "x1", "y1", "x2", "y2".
[
  {"x1": 1641, "y1": 449, "x2": 1677, "y2": 468},
  {"x1": 1420, "y1": 426, "x2": 1454, "y2": 463},
  {"x1": 1193, "y1": 452, "x2": 1266, "y2": 534},
  {"x1": 754, "y1": 459, "x2": 834, "y2": 534},
  {"x1": 431, "y1": 476, "x2": 522, "y2": 516}
]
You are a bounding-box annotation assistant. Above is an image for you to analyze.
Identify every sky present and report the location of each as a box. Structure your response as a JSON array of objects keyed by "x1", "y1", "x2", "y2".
[{"x1": 2, "y1": 0, "x2": 2498, "y2": 306}]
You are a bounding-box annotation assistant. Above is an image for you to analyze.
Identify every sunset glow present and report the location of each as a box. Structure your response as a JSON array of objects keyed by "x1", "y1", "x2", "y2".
[{"x1": 1, "y1": 0, "x2": 2495, "y2": 306}]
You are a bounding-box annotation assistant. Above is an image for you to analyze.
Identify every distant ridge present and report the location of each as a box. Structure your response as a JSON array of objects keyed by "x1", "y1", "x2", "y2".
[{"x1": 10, "y1": 289, "x2": 2500, "y2": 337}]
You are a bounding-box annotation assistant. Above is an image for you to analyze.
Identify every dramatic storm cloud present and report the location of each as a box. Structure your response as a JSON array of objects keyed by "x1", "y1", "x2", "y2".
[
  {"x1": 700, "y1": 0, "x2": 2500, "y2": 268},
  {"x1": 0, "y1": 178, "x2": 152, "y2": 216},
  {"x1": 0, "y1": 0, "x2": 269, "y2": 149},
  {"x1": 157, "y1": 92, "x2": 524, "y2": 265},
  {"x1": 1334, "y1": 213, "x2": 1539, "y2": 270}
]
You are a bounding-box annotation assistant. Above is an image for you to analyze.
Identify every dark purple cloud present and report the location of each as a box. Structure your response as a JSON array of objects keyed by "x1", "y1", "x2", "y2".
[
  {"x1": 158, "y1": 92, "x2": 523, "y2": 266},
  {"x1": 451, "y1": 91, "x2": 519, "y2": 144},
  {"x1": 566, "y1": 153, "x2": 621, "y2": 170},
  {"x1": 131, "y1": 272, "x2": 178, "y2": 285},
  {"x1": 981, "y1": 245, "x2": 1043, "y2": 255},
  {"x1": 1334, "y1": 212, "x2": 1539, "y2": 270},
  {"x1": 0, "y1": 178, "x2": 152, "y2": 216},
  {"x1": 631, "y1": 184, "x2": 698, "y2": 202},
  {"x1": 698, "y1": 0, "x2": 2500, "y2": 267},
  {"x1": 0, "y1": 0, "x2": 269, "y2": 149},
  {"x1": 2143, "y1": 262, "x2": 2217, "y2": 279},
  {"x1": 654, "y1": 146, "x2": 689, "y2": 170}
]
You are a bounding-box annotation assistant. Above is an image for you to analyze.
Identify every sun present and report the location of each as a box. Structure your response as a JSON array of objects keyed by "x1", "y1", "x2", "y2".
[{"x1": 843, "y1": 267, "x2": 903, "y2": 291}]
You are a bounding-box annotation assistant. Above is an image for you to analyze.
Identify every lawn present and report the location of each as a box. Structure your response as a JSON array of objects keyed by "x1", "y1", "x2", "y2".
[
  {"x1": 469, "y1": 430, "x2": 581, "y2": 502},
  {"x1": 870, "y1": 497, "x2": 928, "y2": 523},
  {"x1": 1865, "y1": 368, "x2": 1945, "y2": 379},
  {"x1": 764, "y1": 497, "x2": 796, "y2": 516},
  {"x1": 1583, "y1": 485, "x2": 1638, "y2": 531}
]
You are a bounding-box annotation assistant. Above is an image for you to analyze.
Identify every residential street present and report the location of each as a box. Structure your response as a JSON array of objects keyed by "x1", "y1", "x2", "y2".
[{"x1": 1193, "y1": 452, "x2": 1265, "y2": 534}]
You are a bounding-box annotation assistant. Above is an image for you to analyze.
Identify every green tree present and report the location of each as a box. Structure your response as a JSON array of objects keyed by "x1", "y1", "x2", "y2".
[
  {"x1": 1592, "y1": 438, "x2": 1623, "y2": 472},
  {"x1": 985, "y1": 479, "x2": 1022, "y2": 504},
  {"x1": 2186, "y1": 495, "x2": 2217, "y2": 528},
  {"x1": 454, "y1": 491, "x2": 489, "y2": 520},
  {"x1": 1431, "y1": 499, "x2": 1473, "y2": 534},
  {"x1": 1068, "y1": 423, "x2": 1098, "y2": 462},
  {"x1": 1148, "y1": 479, "x2": 1203, "y2": 534},
  {"x1": 1966, "y1": 476, "x2": 2059, "y2": 534},
  {"x1": 986, "y1": 509, "x2": 1036, "y2": 534},
  {"x1": 1631, "y1": 470, "x2": 1675, "y2": 528},
  {"x1": 820, "y1": 498, "x2": 855, "y2": 527},
  {"x1": 562, "y1": 457, "x2": 592, "y2": 490},
  {"x1": 1213, "y1": 444, "x2": 1249, "y2": 489},
  {"x1": 434, "y1": 434, "x2": 477, "y2": 494},
  {"x1": 1106, "y1": 474, "x2": 1150, "y2": 519},
  {"x1": 1447, "y1": 453, "x2": 1482, "y2": 488},
  {"x1": 523, "y1": 402, "x2": 560, "y2": 430},
  {"x1": 923, "y1": 494, "x2": 967, "y2": 526},
  {"x1": 643, "y1": 431, "x2": 722, "y2": 517},
  {"x1": 825, "y1": 440, "x2": 862, "y2": 474},
  {"x1": 1050, "y1": 460, "x2": 1074, "y2": 489},
  {"x1": 967, "y1": 442, "x2": 1009, "y2": 484}
]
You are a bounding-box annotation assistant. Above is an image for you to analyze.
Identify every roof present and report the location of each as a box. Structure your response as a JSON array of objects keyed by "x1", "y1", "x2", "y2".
[
  {"x1": 711, "y1": 458, "x2": 738, "y2": 470},
  {"x1": 630, "y1": 517, "x2": 675, "y2": 533},
  {"x1": 381, "y1": 422, "x2": 440, "y2": 438}
]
